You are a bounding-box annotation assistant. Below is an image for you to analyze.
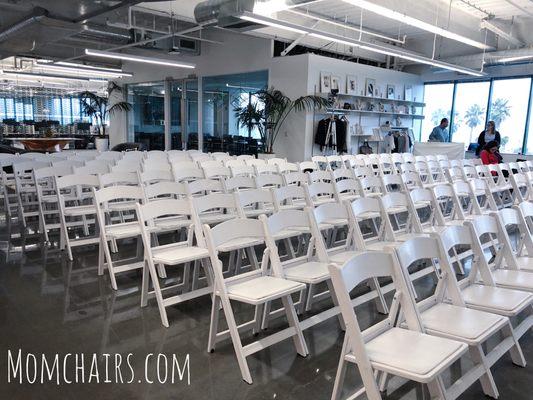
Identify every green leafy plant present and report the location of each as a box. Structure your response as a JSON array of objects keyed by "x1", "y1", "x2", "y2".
[
  {"x1": 234, "y1": 87, "x2": 330, "y2": 153},
  {"x1": 490, "y1": 98, "x2": 511, "y2": 128},
  {"x1": 464, "y1": 103, "x2": 485, "y2": 143},
  {"x1": 79, "y1": 82, "x2": 132, "y2": 136}
]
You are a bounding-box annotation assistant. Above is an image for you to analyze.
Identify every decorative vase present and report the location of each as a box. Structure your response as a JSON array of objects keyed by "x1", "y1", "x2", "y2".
[{"x1": 95, "y1": 138, "x2": 109, "y2": 152}]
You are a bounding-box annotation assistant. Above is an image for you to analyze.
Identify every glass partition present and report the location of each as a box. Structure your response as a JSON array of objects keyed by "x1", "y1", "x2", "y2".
[
  {"x1": 202, "y1": 70, "x2": 268, "y2": 154},
  {"x1": 128, "y1": 82, "x2": 165, "y2": 150},
  {"x1": 420, "y1": 83, "x2": 454, "y2": 142},
  {"x1": 170, "y1": 81, "x2": 182, "y2": 149},
  {"x1": 185, "y1": 80, "x2": 199, "y2": 150}
]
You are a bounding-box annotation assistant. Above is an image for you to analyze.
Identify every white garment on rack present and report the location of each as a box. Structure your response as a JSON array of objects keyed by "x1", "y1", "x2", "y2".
[{"x1": 325, "y1": 119, "x2": 337, "y2": 149}]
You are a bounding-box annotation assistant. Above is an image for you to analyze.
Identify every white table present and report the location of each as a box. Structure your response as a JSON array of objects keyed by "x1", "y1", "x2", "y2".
[{"x1": 413, "y1": 142, "x2": 465, "y2": 160}]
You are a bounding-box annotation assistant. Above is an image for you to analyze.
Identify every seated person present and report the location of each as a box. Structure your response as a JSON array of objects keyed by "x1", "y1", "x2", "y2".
[
  {"x1": 480, "y1": 140, "x2": 503, "y2": 176},
  {"x1": 476, "y1": 120, "x2": 501, "y2": 156}
]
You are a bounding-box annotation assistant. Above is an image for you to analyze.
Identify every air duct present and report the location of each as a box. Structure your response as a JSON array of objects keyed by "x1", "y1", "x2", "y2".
[
  {"x1": 194, "y1": 0, "x2": 256, "y2": 30},
  {"x1": 0, "y1": 7, "x2": 48, "y2": 42}
]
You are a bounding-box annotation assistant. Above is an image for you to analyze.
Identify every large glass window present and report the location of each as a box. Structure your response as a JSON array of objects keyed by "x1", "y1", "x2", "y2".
[
  {"x1": 128, "y1": 82, "x2": 165, "y2": 150},
  {"x1": 451, "y1": 81, "x2": 490, "y2": 149},
  {"x1": 185, "y1": 80, "x2": 198, "y2": 150},
  {"x1": 202, "y1": 70, "x2": 268, "y2": 154},
  {"x1": 489, "y1": 78, "x2": 531, "y2": 154},
  {"x1": 420, "y1": 83, "x2": 454, "y2": 142}
]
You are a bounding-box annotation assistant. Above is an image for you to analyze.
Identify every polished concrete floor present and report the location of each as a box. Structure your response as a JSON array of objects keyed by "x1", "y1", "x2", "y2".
[{"x1": 0, "y1": 221, "x2": 531, "y2": 400}]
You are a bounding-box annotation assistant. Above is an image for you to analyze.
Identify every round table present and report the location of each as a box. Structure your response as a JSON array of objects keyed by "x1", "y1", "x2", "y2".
[{"x1": 5, "y1": 137, "x2": 80, "y2": 152}]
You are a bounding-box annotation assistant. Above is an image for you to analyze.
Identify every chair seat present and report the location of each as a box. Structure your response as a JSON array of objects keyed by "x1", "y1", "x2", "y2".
[
  {"x1": 284, "y1": 261, "x2": 329, "y2": 284},
  {"x1": 226, "y1": 276, "x2": 305, "y2": 305},
  {"x1": 311, "y1": 197, "x2": 336, "y2": 206},
  {"x1": 64, "y1": 204, "x2": 96, "y2": 216},
  {"x1": 272, "y1": 226, "x2": 310, "y2": 240},
  {"x1": 419, "y1": 303, "x2": 506, "y2": 344},
  {"x1": 491, "y1": 269, "x2": 533, "y2": 292},
  {"x1": 105, "y1": 222, "x2": 141, "y2": 239},
  {"x1": 199, "y1": 212, "x2": 236, "y2": 225},
  {"x1": 514, "y1": 256, "x2": 533, "y2": 272},
  {"x1": 355, "y1": 211, "x2": 381, "y2": 220},
  {"x1": 321, "y1": 217, "x2": 347, "y2": 227},
  {"x1": 152, "y1": 245, "x2": 209, "y2": 265},
  {"x1": 394, "y1": 232, "x2": 431, "y2": 242},
  {"x1": 106, "y1": 200, "x2": 138, "y2": 212},
  {"x1": 365, "y1": 240, "x2": 402, "y2": 251},
  {"x1": 243, "y1": 207, "x2": 274, "y2": 217},
  {"x1": 278, "y1": 202, "x2": 306, "y2": 211},
  {"x1": 363, "y1": 328, "x2": 466, "y2": 382},
  {"x1": 216, "y1": 237, "x2": 264, "y2": 252},
  {"x1": 338, "y1": 193, "x2": 361, "y2": 202},
  {"x1": 387, "y1": 205, "x2": 408, "y2": 214},
  {"x1": 462, "y1": 284, "x2": 533, "y2": 316}
]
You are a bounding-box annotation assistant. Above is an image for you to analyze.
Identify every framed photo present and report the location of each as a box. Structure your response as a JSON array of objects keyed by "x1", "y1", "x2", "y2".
[
  {"x1": 331, "y1": 76, "x2": 340, "y2": 92},
  {"x1": 387, "y1": 84, "x2": 395, "y2": 100},
  {"x1": 365, "y1": 78, "x2": 376, "y2": 97},
  {"x1": 346, "y1": 75, "x2": 357, "y2": 95},
  {"x1": 404, "y1": 85, "x2": 413, "y2": 101},
  {"x1": 320, "y1": 71, "x2": 331, "y2": 93}
]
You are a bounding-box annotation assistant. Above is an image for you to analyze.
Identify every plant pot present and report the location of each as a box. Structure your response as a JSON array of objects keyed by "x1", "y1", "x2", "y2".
[
  {"x1": 95, "y1": 137, "x2": 109, "y2": 152},
  {"x1": 257, "y1": 153, "x2": 276, "y2": 160}
]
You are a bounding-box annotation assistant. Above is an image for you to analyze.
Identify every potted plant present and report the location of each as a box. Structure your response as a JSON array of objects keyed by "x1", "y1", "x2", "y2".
[
  {"x1": 79, "y1": 82, "x2": 132, "y2": 151},
  {"x1": 234, "y1": 87, "x2": 330, "y2": 157}
]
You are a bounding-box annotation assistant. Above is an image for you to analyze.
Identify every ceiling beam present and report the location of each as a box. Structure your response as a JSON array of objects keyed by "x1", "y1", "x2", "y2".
[
  {"x1": 503, "y1": 0, "x2": 533, "y2": 18},
  {"x1": 280, "y1": 21, "x2": 319, "y2": 56}
]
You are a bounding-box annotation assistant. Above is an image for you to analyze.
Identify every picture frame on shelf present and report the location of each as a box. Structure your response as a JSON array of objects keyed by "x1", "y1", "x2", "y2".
[
  {"x1": 320, "y1": 71, "x2": 331, "y2": 93},
  {"x1": 387, "y1": 84, "x2": 395, "y2": 100},
  {"x1": 404, "y1": 85, "x2": 413, "y2": 101},
  {"x1": 331, "y1": 76, "x2": 340, "y2": 92},
  {"x1": 365, "y1": 78, "x2": 376, "y2": 97},
  {"x1": 346, "y1": 75, "x2": 357, "y2": 95}
]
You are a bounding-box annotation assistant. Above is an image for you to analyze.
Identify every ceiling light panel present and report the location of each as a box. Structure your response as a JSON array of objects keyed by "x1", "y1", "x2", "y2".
[{"x1": 84, "y1": 49, "x2": 196, "y2": 69}]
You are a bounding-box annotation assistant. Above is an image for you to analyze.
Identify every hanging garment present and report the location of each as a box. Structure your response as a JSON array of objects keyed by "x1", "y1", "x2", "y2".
[{"x1": 335, "y1": 117, "x2": 348, "y2": 153}]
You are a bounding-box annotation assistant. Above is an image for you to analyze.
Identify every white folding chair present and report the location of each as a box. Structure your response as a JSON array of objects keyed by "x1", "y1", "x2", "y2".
[
  {"x1": 304, "y1": 182, "x2": 337, "y2": 207},
  {"x1": 282, "y1": 171, "x2": 308, "y2": 186},
  {"x1": 173, "y1": 167, "x2": 204, "y2": 183},
  {"x1": 186, "y1": 178, "x2": 225, "y2": 197},
  {"x1": 328, "y1": 251, "x2": 469, "y2": 400},
  {"x1": 254, "y1": 174, "x2": 284, "y2": 189},
  {"x1": 223, "y1": 176, "x2": 256, "y2": 192},
  {"x1": 137, "y1": 198, "x2": 212, "y2": 327},
  {"x1": 235, "y1": 188, "x2": 275, "y2": 218},
  {"x1": 271, "y1": 185, "x2": 307, "y2": 211},
  {"x1": 138, "y1": 169, "x2": 174, "y2": 186},
  {"x1": 203, "y1": 218, "x2": 307, "y2": 383}
]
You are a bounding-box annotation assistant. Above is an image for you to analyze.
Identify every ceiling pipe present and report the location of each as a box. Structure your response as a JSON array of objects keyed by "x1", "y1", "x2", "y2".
[{"x1": 0, "y1": 7, "x2": 48, "y2": 42}]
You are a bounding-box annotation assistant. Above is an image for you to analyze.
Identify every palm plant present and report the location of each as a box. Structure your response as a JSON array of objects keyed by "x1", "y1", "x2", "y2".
[
  {"x1": 79, "y1": 82, "x2": 132, "y2": 136},
  {"x1": 490, "y1": 98, "x2": 511, "y2": 128},
  {"x1": 234, "y1": 87, "x2": 331, "y2": 153},
  {"x1": 464, "y1": 104, "x2": 485, "y2": 143}
]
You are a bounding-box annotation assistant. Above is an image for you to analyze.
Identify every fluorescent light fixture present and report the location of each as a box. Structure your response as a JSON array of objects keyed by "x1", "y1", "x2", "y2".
[
  {"x1": 254, "y1": 0, "x2": 289, "y2": 15},
  {"x1": 0, "y1": 70, "x2": 101, "y2": 82},
  {"x1": 241, "y1": 12, "x2": 484, "y2": 77},
  {"x1": 498, "y1": 54, "x2": 533, "y2": 63},
  {"x1": 342, "y1": 0, "x2": 491, "y2": 50},
  {"x1": 239, "y1": 12, "x2": 308, "y2": 34},
  {"x1": 34, "y1": 62, "x2": 132, "y2": 78},
  {"x1": 55, "y1": 61, "x2": 127, "y2": 73},
  {"x1": 84, "y1": 49, "x2": 196, "y2": 69}
]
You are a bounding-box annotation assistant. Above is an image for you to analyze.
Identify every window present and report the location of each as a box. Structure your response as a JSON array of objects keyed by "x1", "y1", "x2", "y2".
[
  {"x1": 451, "y1": 81, "x2": 490, "y2": 149},
  {"x1": 420, "y1": 83, "x2": 454, "y2": 142},
  {"x1": 489, "y1": 78, "x2": 531, "y2": 154},
  {"x1": 128, "y1": 82, "x2": 166, "y2": 150}
]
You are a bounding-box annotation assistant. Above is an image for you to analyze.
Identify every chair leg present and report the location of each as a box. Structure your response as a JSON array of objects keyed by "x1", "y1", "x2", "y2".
[
  {"x1": 281, "y1": 295, "x2": 308, "y2": 357},
  {"x1": 426, "y1": 377, "x2": 448, "y2": 400},
  {"x1": 207, "y1": 295, "x2": 221, "y2": 353},
  {"x1": 502, "y1": 322, "x2": 526, "y2": 367},
  {"x1": 469, "y1": 345, "x2": 498, "y2": 399},
  {"x1": 141, "y1": 261, "x2": 150, "y2": 308},
  {"x1": 261, "y1": 300, "x2": 272, "y2": 330},
  {"x1": 146, "y1": 259, "x2": 170, "y2": 328},
  {"x1": 326, "y1": 279, "x2": 346, "y2": 331},
  {"x1": 219, "y1": 294, "x2": 253, "y2": 384},
  {"x1": 97, "y1": 238, "x2": 104, "y2": 275},
  {"x1": 305, "y1": 284, "x2": 314, "y2": 311},
  {"x1": 331, "y1": 334, "x2": 349, "y2": 400},
  {"x1": 252, "y1": 303, "x2": 264, "y2": 335},
  {"x1": 102, "y1": 238, "x2": 118, "y2": 290}
]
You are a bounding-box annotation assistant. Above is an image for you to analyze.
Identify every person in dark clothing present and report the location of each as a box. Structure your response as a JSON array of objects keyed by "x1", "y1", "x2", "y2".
[{"x1": 476, "y1": 120, "x2": 501, "y2": 156}]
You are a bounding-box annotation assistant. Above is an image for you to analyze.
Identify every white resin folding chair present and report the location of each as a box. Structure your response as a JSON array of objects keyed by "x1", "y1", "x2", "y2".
[
  {"x1": 401, "y1": 171, "x2": 423, "y2": 190},
  {"x1": 329, "y1": 250, "x2": 469, "y2": 400},
  {"x1": 476, "y1": 165, "x2": 513, "y2": 208},
  {"x1": 311, "y1": 155, "x2": 328, "y2": 170},
  {"x1": 173, "y1": 167, "x2": 204, "y2": 183},
  {"x1": 470, "y1": 178, "x2": 498, "y2": 212},
  {"x1": 334, "y1": 178, "x2": 362, "y2": 202},
  {"x1": 381, "y1": 174, "x2": 406, "y2": 193},
  {"x1": 516, "y1": 201, "x2": 533, "y2": 239},
  {"x1": 224, "y1": 159, "x2": 245, "y2": 168},
  {"x1": 93, "y1": 185, "x2": 145, "y2": 290},
  {"x1": 331, "y1": 168, "x2": 354, "y2": 182},
  {"x1": 55, "y1": 174, "x2": 100, "y2": 260},
  {"x1": 143, "y1": 181, "x2": 188, "y2": 202},
  {"x1": 142, "y1": 159, "x2": 170, "y2": 172},
  {"x1": 254, "y1": 163, "x2": 279, "y2": 175},
  {"x1": 229, "y1": 164, "x2": 255, "y2": 177},
  {"x1": 380, "y1": 192, "x2": 423, "y2": 242},
  {"x1": 199, "y1": 160, "x2": 223, "y2": 170},
  {"x1": 427, "y1": 160, "x2": 447, "y2": 184},
  {"x1": 445, "y1": 165, "x2": 466, "y2": 183},
  {"x1": 494, "y1": 208, "x2": 533, "y2": 272},
  {"x1": 203, "y1": 165, "x2": 231, "y2": 180},
  {"x1": 452, "y1": 180, "x2": 486, "y2": 217},
  {"x1": 137, "y1": 198, "x2": 212, "y2": 327},
  {"x1": 359, "y1": 176, "x2": 384, "y2": 198},
  {"x1": 235, "y1": 154, "x2": 254, "y2": 161},
  {"x1": 377, "y1": 153, "x2": 395, "y2": 175},
  {"x1": 283, "y1": 171, "x2": 308, "y2": 186},
  {"x1": 254, "y1": 173, "x2": 284, "y2": 189},
  {"x1": 74, "y1": 164, "x2": 109, "y2": 175},
  {"x1": 122, "y1": 151, "x2": 144, "y2": 162},
  {"x1": 223, "y1": 176, "x2": 256, "y2": 192},
  {"x1": 190, "y1": 153, "x2": 211, "y2": 163},
  {"x1": 326, "y1": 155, "x2": 344, "y2": 170},
  {"x1": 203, "y1": 218, "x2": 307, "y2": 384},
  {"x1": 438, "y1": 225, "x2": 533, "y2": 343},
  {"x1": 510, "y1": 173, "x2": 531, "y2": 202},
  {"x1": 244, "y1": 158, "x2": 266, "y2": 167},
  {"x1": 110, "y1": 162, "x2": 140, "y2": 173},
  {"x1": 52, "y1": 160, "x2": 84, "y2": 169},
  {"x1": 304, "y1": 181, "x2": 337, "y2": 207},
  {"x1": 192, "y1": 192, "x2": 239, "y2": 226},
  {"x1": 271, "y1": 185, "x2": 307, "y2": 211},
  {"x1": 466, "y1": 216, "x2": 533, "y2": 293},
  {"x1": 211, "y1": 152, "x2": 231, "y2": 162},
  {"x1": 96, "y1": 151, "x2": 122, "y2": 162},
  {"x1": 393, "y1": 236, "x2": 524, "y2": 399},
  {"x1": 299, "y1": 160, "x2": 317, "y2": 173},
  {"x1": 13, "y1": 160, "x2": 51, "y2": 228},
  {"x1": 235, "y1": 188, "x2": 275, "y2": 218},
  {"x1": 187, "y1": 178, "x2": 225, "y2": 197},
  {"x1": 402, "y1": 152, "x2": 416, "y2": 164},
  {"x1": 99, "y1": 171, "x2": 139, "y2": 187},
  {"x1": 138, "y1": 169, "x2": 174, "y2": 186},
  {"x1": 171, "y1": 160, "x2": 198, "y2": 171},
  {"x1": 277, "y1": 162, "x2": 299, "y2": 174},
  {"x1": 267, "y1": 157, "x2": 287, "y2": 166},
  {"x1": 308, "y1": 170, "x2": 332, "y2": 183},
  {"x1": 33, "y1": 165, "x2": 73, "y2": 242}
]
